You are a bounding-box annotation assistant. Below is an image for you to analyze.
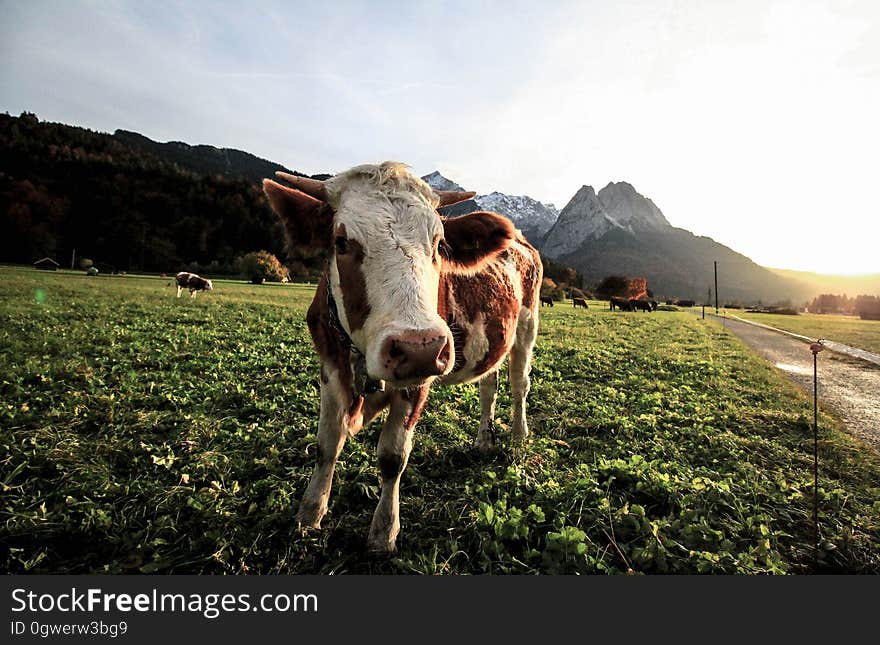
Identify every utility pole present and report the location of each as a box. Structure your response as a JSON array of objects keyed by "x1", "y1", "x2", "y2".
[
  {"x1": 71, "y1": 248, "x2": 76, "y2": 270},
  {"x1": 714, "y1": 260, "x2": 719, "y2": 314}
]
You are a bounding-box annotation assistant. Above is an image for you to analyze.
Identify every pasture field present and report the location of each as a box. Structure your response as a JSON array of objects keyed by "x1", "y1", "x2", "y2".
[
  {"x1": 733, "y1": 311, "x2": 880, "y2": 355},
  {"x1": 2, "y1": 267, "x2": 879, "y2": 574}
]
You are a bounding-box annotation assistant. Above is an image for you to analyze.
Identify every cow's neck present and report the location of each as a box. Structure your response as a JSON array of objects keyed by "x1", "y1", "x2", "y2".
[{"x1": 321, "y1": 272, "x2": 385, "y2": 397}]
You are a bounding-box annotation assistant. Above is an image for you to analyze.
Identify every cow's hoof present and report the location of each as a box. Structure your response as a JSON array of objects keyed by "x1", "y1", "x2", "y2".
[
  {"x1": 296, "y1": 505, "x2": 325, "y2": 530},
  {"x1": 367, "y1": 536, "x2": 397, "y2": 555},
  {"x1": 473, "y1": 436, "x2": 496, "y2": 453}
]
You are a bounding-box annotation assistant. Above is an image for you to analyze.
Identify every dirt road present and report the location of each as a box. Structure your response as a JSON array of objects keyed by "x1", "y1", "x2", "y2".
[{"x1": 711, "y1": 315, "x2": 880, "y2": 453}]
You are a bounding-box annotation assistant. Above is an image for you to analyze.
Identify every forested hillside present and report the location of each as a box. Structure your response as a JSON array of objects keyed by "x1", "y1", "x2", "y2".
[{"x1": 0, "y1": 112, "x2": 297, "y2": 274}]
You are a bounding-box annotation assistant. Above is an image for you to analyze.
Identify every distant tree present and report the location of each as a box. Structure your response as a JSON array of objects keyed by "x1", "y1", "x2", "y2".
[
  {"x1": 594, "y1": 275, "x2": 629, "y2": 300},
  {"x1": 541, "y1": 257, "x2": 583, "y2": 289},
  {"x1": 626, "y1": 277, "x2": 648, "y2": 299},
  {"x1": 855, "y1": 295, "x2": 880, "y2": 320},
  {"x1": 807, "y1": 293, "x2": 854, "y2": 314},
  {"x1": 238, "y1": 250, "x2": 288, "y2": 284}
]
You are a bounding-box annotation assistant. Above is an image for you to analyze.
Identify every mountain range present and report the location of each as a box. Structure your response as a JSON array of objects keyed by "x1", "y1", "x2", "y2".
[
  {"x1": 423, "y1": 171, "x2": 878, "y2": 303},
  {"x1": 2, "y1": 112, "x2": 875, "y2": 302}
]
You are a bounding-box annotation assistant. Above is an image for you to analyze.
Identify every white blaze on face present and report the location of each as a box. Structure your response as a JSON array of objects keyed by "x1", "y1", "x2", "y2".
[{"x1": 325, "y1": 168, "x2": 449, "y2": 380}]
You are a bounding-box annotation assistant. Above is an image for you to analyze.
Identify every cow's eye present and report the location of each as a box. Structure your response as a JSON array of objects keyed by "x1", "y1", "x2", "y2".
[
  {"x1": 335, "y1": 236, "x2": 350, "y2": 255},
  {"x1": 432, "y1": 236, "x2": 445, "y2": 264}
]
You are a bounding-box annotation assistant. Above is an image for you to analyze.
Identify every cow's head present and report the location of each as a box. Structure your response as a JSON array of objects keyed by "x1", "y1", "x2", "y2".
[
  {"x1": 204, "y1": 279, "x2": 213, "y2": 291},
  {"x1": 263, "y1": 162, "x2": 515, "y2": 389}
]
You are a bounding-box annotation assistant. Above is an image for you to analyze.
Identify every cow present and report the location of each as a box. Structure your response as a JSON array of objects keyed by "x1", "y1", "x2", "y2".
[
  {"x1": 572, "y1": 297, "x2": 589, "y2": 309},
  {"x1": 630, "y1": 299, "x2": 653, "y2": 312},
  {"x1": 610, "y1": 296, "x2": 633, "y2": 311},
  {"x1": 540, "y1": 295, "x2": 554, "y2": 307},
  {"x1": 174, "y1": 271, "x2": 213, "y2": 298},
  {"x1": 262, "y1": 162, "x2": 542, "y2": 553}
]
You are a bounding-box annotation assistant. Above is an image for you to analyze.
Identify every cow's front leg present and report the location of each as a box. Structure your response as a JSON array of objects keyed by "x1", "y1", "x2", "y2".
[
  {"x1": 368, "y1": 386, "x2": 428, "y2": 553},
  {"x1": 176, "y1": 285, "x2": 182, "y2": 298},
  {"x1": 190, "y1": 290, "x2": 197, "y2": 299},
  {"x1": 509, "y1": 308, "x2": 538, "y2": 442},
  {"x1": 297, "y1": 368, "x2": 353, "y2": 529},
  {"x1": 474, "y1": 370, "x2": 498, "y2": 451}
]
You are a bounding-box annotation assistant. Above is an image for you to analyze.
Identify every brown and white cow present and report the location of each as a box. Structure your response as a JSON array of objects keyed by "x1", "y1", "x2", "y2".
[
  {"x1": 174, "y1": 271, "x2": 213, "y2": 298},
  {"x1": 263, "y1": 162, "x2": 542, "y2": 553}
]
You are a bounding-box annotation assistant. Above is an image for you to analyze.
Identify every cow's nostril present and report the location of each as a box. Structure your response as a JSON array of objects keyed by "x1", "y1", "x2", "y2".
[
  {"x1": 436, "y1": 339, "x2": 451, "y2": 371},
  {"x1": 389, "y1": 341, "x2": 405, "y2": 360}
]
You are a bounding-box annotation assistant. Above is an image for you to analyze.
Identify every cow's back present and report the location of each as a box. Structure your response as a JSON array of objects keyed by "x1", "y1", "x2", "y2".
[{"x1": 438, "y1": 235, "x2": 541, "y2": 385}]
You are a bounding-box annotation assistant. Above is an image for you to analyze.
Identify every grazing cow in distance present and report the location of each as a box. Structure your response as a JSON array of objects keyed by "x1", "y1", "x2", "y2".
[
  {"x1": 572, "y1": 297, "x2": 589, "y2": 309},
  {"x1": 263, "y1": 162, "x2": 542, "y2": 553},
  {"x1": 540, "y1": 295, "x2": 554, "y2": 307},
  {"x1": 630, "y1": 299, "x2": 653, "y2": 312},
  {"x1": 610, "y1": 296, "x2": 634, "y2": 311},
  {"x1": 174, "y1": 271, "x2": 213, "y2": 298},
  {"x1": 675, "y1": 299, "x2": 696, "y2": 307}
]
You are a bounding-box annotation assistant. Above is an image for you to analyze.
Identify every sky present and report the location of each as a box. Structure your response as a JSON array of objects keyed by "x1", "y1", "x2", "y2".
[{"x1": 2, "y1": 0, "x2": 878, "y2": 274}]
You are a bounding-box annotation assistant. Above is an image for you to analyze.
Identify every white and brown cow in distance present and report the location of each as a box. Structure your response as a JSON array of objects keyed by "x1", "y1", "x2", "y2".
[
  {"x1": 174, "y1": 271, "x2": 213, "y2": 298},
  {"x1": 262, "y1": 162, "x2": 542, "y2": 553}
]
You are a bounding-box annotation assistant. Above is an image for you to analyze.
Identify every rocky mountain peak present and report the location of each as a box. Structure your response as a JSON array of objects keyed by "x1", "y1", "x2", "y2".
[
  {"x1": 598, "y1": 181, "x2": 670, "y2": 232},
  {"x1": 541, "y1": 185, "x2": 621, "y2": 259},
  {"x1": 422, "y1": 172, "x2": 558, "y2": 240},
  {"x1": 421, "y1": 171, "x2": 466, "y2": 192}
]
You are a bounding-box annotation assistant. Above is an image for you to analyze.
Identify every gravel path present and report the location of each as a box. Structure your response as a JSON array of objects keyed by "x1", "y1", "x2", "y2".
[{"x1": 710, "y1": 315, "x2": 880, "y2": 453}]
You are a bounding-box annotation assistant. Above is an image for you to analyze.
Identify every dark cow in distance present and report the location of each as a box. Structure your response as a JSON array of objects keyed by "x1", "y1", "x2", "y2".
[
  {"x1": 572, "y1": 297, "x2": 589, "y2": 309},
  {"x1": 610, "y1": 296, "x2": 634, "y2": 311},
  {"x1": 174, "y1": 272, "x2": 213, "y2": 298},
  {"x1": 540, "y1": 295, "x2": 554, "y2": 307},
  {"x1": 630, "y1": 299, "x2": 653, "y2": 312},
  {"x1": 263, "y1": 162, "x2": 542, "y2": 553}
]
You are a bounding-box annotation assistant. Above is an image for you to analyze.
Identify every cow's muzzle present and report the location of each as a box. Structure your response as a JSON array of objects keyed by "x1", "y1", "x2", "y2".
[{"x1": 380, "y1": 330, "x2": 452, "y2": 382}]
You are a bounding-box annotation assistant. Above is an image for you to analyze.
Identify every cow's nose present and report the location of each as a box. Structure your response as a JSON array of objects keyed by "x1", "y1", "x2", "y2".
[{"x1": 382, "y1": 332, "x2": 451, "y2": 380}]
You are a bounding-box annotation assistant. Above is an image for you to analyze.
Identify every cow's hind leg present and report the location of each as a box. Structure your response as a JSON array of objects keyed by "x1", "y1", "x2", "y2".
[
  {"x1": 474, "y1": 370, "x2": 498, "y2": 451},
  {"x1": 297, "y1": 369, "x2": 352, "y2": 529},
  {"x1": 176, "y1": 285, "x2": 182, "y2": 298},
  {"x1": 368, "y1": 386, "x2": 428, "y2": 553},
  {"x1": 509, "y1": 307, "x2": 538, "y2": 442}
]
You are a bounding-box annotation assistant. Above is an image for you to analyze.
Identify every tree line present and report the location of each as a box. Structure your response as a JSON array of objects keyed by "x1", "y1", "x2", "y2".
[{"x1": 0, "y1": 112, "x2": 299, "y2": 275}]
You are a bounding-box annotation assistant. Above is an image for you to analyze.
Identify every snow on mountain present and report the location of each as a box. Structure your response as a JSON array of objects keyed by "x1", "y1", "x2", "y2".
[
  {"x1": 421, "y1": 172, "x2": 559, "y2": 239},
  {"x1": 473, "y1": 191, "x2": 558, "y2": 238},
  {"x1": 421, "y1": 171, "x2": 466, "y2": 192}
]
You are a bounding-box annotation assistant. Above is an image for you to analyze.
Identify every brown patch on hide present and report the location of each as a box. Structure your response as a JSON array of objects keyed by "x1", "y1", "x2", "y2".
[
  {"x1": 441, "y1": 211, "x2": 515, "y2": 271},
  {"x1": 403, "y1": 385, "x2": 430, "y2": 431},
  {"x1": 439, "y1": 260, "x2": 520, "y2": 379},
  {"x1": 307, "y1": 275, "x2": 354, "y2": 400},
  {"x1": 334, "y1": 223, "x2": 371, "y2": 333},
  {"x1": 347, "y1": 395, "x2": 365, "y2": 430},
  {"x1": 512, "y1": 234, "x2": 542, "y2": 311}
]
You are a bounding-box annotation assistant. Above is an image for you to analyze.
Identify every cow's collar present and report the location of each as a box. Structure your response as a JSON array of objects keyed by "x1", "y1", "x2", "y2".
[{"x1": 325, "y1": 276, "x2": 385, "y2": 396}]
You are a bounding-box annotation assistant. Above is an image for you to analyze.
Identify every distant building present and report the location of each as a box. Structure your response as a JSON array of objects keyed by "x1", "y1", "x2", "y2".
[{"x1": 33, "y1": 257, "x2": 59, "y2": 271}]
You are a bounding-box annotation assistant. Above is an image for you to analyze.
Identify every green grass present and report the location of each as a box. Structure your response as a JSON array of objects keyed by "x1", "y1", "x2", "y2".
[
  {"x1": 2, "y1": 267, "x2": 879, "y2": 574},
  {"x1": 733, "y1": 311, "x2": 880, "y2": 354}
]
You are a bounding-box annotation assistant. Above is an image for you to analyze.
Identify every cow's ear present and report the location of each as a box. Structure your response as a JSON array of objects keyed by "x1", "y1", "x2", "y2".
[
  {"x1": 441, "y1": 211, "x2": 515, "y2": 271},
  {"x1": 263, "y1": 179, "x2": 333, "y2": 252}
]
